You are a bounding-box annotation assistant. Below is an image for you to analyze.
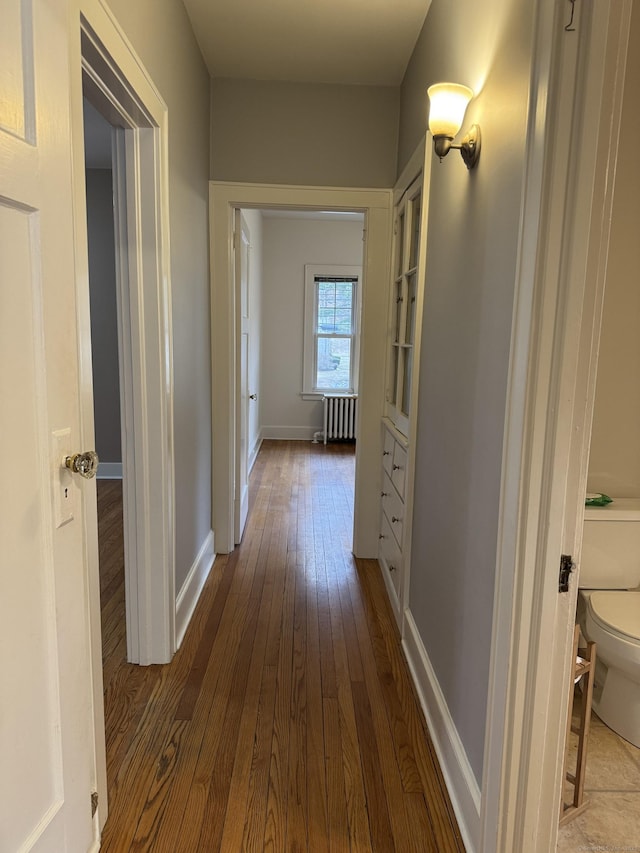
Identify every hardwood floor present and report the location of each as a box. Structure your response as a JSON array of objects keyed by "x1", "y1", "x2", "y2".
[{"x1": 98, "y1": 441, "x2": 465, "y2": 852}]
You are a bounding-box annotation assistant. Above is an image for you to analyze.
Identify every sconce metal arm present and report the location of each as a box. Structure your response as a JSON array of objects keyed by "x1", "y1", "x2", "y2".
[{"x1": 433, "y1": 124, "x2": 481, "y2": 169}]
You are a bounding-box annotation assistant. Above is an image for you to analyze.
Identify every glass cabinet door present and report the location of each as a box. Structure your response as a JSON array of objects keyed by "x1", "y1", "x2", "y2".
[{"x1": 386, "y1": 175, "x2": 422, "y2": 435}]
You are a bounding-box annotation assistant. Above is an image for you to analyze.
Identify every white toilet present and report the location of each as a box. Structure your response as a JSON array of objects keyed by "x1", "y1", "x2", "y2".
[{"x1": 578, "y1": 498, "x2": 640, "y2": 747}]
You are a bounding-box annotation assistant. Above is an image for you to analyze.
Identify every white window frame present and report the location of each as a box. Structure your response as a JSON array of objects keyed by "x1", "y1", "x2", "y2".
[{"x1": 302, "y1": 264, "x2": 362, "y2": 397}]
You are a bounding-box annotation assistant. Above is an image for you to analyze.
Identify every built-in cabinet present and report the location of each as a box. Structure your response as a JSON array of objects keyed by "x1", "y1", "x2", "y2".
[
  {"x1": 377, "y1": 166, "x2": 426, "y2": 626},
  {"x1": 378, "y1": 419, "x2": 409, "y2": 614}
]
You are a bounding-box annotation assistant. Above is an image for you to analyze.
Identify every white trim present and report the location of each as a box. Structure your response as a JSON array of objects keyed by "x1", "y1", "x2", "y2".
[
  {"x1": 211, "y1": 183, "x2": 392, "y2": 557},
  {"x1": 96, "y1": 462, "x2": 123, "y2": 479},
  {"x1": 403, "y1": 610, "x2": 480, "y2": 853},
  {"x1": 261, "y1": 426, "x2": 319, "y2": 441},
  {"x1": 175, "y1": 531, "x2": 215, "y2": 649}
]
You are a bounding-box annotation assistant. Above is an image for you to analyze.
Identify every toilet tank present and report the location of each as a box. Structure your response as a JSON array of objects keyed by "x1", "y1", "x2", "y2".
[{"x1": 580, "y1": 498, "x2": 640, "y2": 589}]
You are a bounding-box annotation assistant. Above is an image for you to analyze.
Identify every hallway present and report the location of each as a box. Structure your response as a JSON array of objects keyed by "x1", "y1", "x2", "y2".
[{"x1": 99, "y1": 441, "x2": 464, "y2": 851}]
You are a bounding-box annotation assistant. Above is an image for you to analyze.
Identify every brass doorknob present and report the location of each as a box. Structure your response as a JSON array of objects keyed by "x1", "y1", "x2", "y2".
[{"x1": 64, "y1": 451, "x2": 99, "y2": 479}]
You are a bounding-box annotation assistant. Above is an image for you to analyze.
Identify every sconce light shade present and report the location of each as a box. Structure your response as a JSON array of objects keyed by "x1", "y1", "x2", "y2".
[
  {"x1": 427, "y1": 83, "x2": 473, "y2": 138},
  {"x1": 427, "y1": 82, "x2": 480, "y2": 169}
]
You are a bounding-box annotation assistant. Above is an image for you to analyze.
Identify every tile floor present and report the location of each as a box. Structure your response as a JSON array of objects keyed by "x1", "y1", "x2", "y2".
[{"x1": 557, "y1": 700, "x2": 640, "y2": 852}]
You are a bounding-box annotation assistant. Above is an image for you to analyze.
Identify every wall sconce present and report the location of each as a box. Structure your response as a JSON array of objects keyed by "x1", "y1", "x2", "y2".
[{"x1": 427, "y1": 82, "x2": 481, "y2": 170}]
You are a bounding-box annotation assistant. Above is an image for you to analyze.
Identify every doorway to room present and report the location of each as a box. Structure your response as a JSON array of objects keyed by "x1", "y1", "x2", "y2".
[
  {"x1": 210, "y1": 182, "x2": 393, "y2": 561},
  {"x1": 232, "y1": 206, "x2": 366, "y2": 546}
]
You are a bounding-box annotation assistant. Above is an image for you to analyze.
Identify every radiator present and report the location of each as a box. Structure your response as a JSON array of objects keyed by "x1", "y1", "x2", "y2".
[{"x1": 318, "y1": 394, "x2": 358, "y2": 445}]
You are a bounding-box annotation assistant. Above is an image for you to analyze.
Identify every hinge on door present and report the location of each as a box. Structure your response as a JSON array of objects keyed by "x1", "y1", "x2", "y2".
[
  {"x1": 559, "y1": 554, "x2": 575, "y2": 593},
  {"x1": 91, "y1": 791, "x2": 98, "y2": 818}
]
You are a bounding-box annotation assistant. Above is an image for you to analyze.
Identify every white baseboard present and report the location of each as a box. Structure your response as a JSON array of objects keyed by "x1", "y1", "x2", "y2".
[
  {"x1": 402, "y1": 609, "x2": 481, "y2": 853},
  {"x1": 261, "y1": 425, "x2": 318, "y2": 441},
  {"x1": 97, "y1": 462, "x2": 123, "y2": 479},
  {"x1": 175, "y1": 530, "x2": 215, "y2": 649},
  {"x1": 248, "y1": 432, "x2": 263, "y2": 473}
]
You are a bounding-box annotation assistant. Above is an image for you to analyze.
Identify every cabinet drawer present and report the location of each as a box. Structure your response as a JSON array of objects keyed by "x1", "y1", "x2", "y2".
[
  {"x1": 379, "y1": 514, "x2": 402, "y2": 596},
  {"x1": 382, "y1": 428, "x2": 395, "y2": 477},
  {"x1": 381, "y1": 472, "x2": 404, "y2": 547},
  {"x1": 391, "y1": 442, "x2": 407, "y2": 499}
]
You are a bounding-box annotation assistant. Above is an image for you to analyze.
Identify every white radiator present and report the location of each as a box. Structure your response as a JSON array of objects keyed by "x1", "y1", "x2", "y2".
[{"x1": 316, "y1": 394, "x2": 358, "y2": 444}]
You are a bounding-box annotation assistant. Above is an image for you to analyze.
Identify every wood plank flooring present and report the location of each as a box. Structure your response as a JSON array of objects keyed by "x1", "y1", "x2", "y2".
[{"x1": 98, "y1": 440, "x2": 465, "y2": 852}]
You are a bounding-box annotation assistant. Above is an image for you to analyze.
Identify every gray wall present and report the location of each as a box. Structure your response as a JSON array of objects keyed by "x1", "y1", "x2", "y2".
[
  {"x1": 399, "y1": 0, "x2": 534, "y2": 782},
  {"x1": 105, "y1": 0, "x2": 212, "y2": 593},
  {"x1": 86, "y1": 168, "x2": 121, "y2": 465},
  {"x1": 210, "y1": 78, "x2": 400, "y2": 188},
  {"x1": 260, "y1": 216, "x2": 364, "y2": 437}
]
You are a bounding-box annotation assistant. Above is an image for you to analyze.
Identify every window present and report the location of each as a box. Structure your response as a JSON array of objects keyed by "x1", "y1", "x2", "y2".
[
  {"x1": 303, "y1": 264, "x2": 361, "y2": 395},
  {"x1": 386, "y1": 177, "x2": 422, "y2": 436}
]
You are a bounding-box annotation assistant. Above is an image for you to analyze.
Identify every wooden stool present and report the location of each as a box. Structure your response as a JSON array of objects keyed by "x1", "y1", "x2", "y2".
[{"x1": 559, "y1": 624, "x2": 596, "y2": 825}]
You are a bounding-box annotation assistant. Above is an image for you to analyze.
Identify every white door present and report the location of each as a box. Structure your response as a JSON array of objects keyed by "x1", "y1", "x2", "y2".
[
  {"x1": 234, "y1": 211, "x2": 251, "y2": 543},
  {"x1": 0, "y1": 2, "x2": 98, "y2": 851}
]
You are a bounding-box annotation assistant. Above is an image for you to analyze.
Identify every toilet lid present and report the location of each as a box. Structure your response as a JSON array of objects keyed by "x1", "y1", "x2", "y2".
[{"x1": 589, "y1": 591, "x2": 640, "y2": 642}]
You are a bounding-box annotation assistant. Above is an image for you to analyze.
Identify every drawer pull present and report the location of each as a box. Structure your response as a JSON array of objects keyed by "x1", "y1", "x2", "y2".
[
  {"x1": 378, "y1": 533, "x2": 385, "y2": 540},
  {"x1": 392, "y1": 464, "x2": 402, "y2": 471},
  {"x1": 383, "y1": 450, "x2": 391, "y2": 456},
  {"x1": 381, "y1": 491, "x2": 388, "y2": 497},
  {"x1": 391, "y1": 516, "x2": 401, "y2": 524},
  {"x1": 389, "y1": 565, "x2": 397, "y2": 572}
]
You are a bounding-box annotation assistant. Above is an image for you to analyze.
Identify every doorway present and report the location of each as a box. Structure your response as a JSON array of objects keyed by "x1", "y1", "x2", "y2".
[
  {"x1": 82, "y1": 96, "x2": 128, "y2": 682},
  {"x1": 232, "y1": 206, "x2": 366, "y2": 546},
  {"x1": 210, "y1": 183, "x2": 393, "y2": 559},
  {"x1": 71, "y1": 7, "x2": 178, "y2": 828}
]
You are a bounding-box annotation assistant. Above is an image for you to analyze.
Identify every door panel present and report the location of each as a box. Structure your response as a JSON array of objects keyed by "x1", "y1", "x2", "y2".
[{"x1": 0, "y1": 2, "x2": 97, "y2": 850}]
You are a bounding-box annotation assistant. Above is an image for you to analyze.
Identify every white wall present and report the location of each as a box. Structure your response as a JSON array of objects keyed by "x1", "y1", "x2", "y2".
[
  {"x1": 587, "y1": 0, "x2": 640, "y2": 498},
  {"x1": 240, "y1": 208, "x2": 263, "y2": 467},
  {"x1": 86, "y1": 168, "x2": 121, "y2": 468},
  {"x1": 101, "y1": 0, "x2": 212, "y2": 593},
  {"x1": 260, "y1": 215, "x2": 364, "y2": 439},
  {"x1": 398, "y1": 0, "x2": 534, "y2": 786},
  {"x1": 210, "y1": 78, "x2": 399, "y2": 188}
]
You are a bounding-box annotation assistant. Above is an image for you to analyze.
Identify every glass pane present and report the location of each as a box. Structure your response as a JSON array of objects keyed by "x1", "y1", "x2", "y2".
[
  {"x1": 396, "y1": 211, "x2": 405, "y2": 277},
  {"x1": 316, "y1": 336, "x2": 352, "y2": 390},
  {"x1": 409, "y1": 194, "x2": 421, "y2": 269},
  {"x1": 334, "y1": 309, "x2": 353, "y2": 333},
  {"x1": 393, "y1": 281, "x2": 402, "y2": 343},
  {"x1": 405, "y1": 273, "x2": 417, "y2": 344},
  {"x1": 401, "y1": 347, "x2": 412, "y2": 415},
  {"x1": 316, "y1": 279, "x2": 354, "y2": 333}
]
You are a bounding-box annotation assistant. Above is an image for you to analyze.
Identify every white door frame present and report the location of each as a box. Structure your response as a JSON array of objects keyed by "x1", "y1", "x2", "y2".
[
  {"x1": 210, "y1": 183, "x2": 392, "y2": 556},
  {"x1": 234, "y1": 210, "x2": 251, "y2": 544},
  {"x1": 68, "y1": 0, "x2": 177, "y2": 824},
  {"x1": 482, "y1": 1, "x2": 633, "y2": 850}
]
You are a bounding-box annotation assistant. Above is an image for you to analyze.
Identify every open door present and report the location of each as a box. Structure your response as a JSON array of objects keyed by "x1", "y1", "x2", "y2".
[
  {"x1": 0, "y1": 1, "x2": 100, "y2": 849},
  {"x1": 234, "y1": 210, "x2": 251, "y2": 543}
]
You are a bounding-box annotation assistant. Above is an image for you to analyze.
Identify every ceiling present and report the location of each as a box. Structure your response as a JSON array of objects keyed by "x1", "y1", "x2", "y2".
[{"x1": 181, "y1": 0, "x2": 432, "y2": 87}]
